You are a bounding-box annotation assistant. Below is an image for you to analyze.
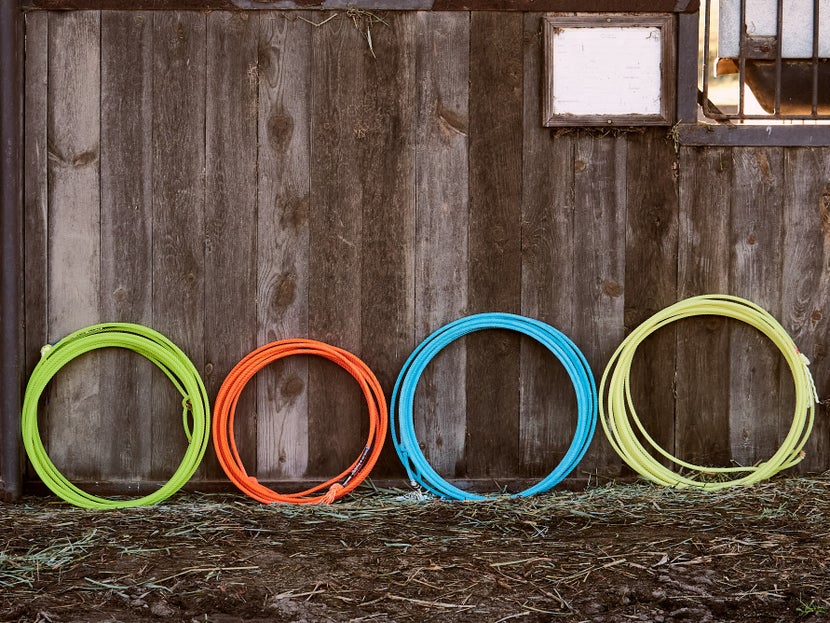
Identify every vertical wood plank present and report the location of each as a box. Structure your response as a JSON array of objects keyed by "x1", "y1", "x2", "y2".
[
  {"x1": 151, "y1": 12, "x2": 206, "y2": 481},
  {"x1": 730, "y1": 147, "x2": 784, "y2": 466},
  {"x1": 466, "y1": 12, "x2": 524, "y2": 480},
  {"x1": 623, "y1": 129, "x2": 679, "y2": 468},
  {"x1": 413, "y1": 11, "x2": 469, "y2": 478},
  {"x1": 359, "y1": 13, "x2": 417, "y2": 478},
  {"x1": 46, "y1": 11, "x2": 101, "y2": 479},
  {"x1": 308, "y1": 13, "x2": 365, "y2": 478},
  {"x1": 256, "y1": 13, "x2": 312, "y2": 480},
  {"x1": 100, "y1": 11, "x2": 154, "y2": 480},
  {"x1": 23, "y1": 12, "x2": 49, "y2": 483},
  {"x1": 204, "y1": 12, "x2": 259, "y2": 480},
  {"x1": 572, "y1": 135, "x2": 627, "y2": 480},
  {"x1": 675, "y1": 146, "x2": 732, "y2": 466},
  {"x1": 781, "y1": 148, "x2": 830, "y2": 474},
  {"x1": 519, "y1": 13, "x2": 577, "y2": 478}
]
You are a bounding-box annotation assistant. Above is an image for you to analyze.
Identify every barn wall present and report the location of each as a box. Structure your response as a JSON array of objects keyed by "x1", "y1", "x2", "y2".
[{"x1": 21, "y1": 10, "x2": 830, "y2": 491}]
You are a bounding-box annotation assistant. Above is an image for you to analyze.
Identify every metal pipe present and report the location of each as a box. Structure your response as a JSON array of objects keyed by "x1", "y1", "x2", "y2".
[
  {"x1": 0, "y1": 0, "x2": 23, "y2": 502},
  {"x1": 812, "y1": 0, "x2": 820, "y2": 116},
  {"x1": 774, "y1": 0, "x2": 784, "y2": 115}
]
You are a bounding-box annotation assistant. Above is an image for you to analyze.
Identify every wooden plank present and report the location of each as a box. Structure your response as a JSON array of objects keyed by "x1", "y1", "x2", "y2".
[
  {"x1": 26, "y1": 0, "x2": 701, "y2": 11},
  {"x1": 729, "y1": 147, "x2": 784, "y2": 466},
  {"x1": 623, "y1": 129, "x2": 679, "y2": 469},
  {"x1": 23, "y1": 12, "x2": 48, "y2": 483},
  {"x1": 412, "y1": 11, "x2": 469, "y2": 478},
  {"x1": 358, "y1": 13, "x2": 417, "y2": 478},
  {"x1": 46, "y1": 11, "x2": 101, "y2": 479},
  {"x1": 465, "y1": 12, "x2": 524, "y2": 480},
  {"x1": 518, "y1": 13, "x2": 577, "y2": 478},
  {"x1": 571, "y1": 135, "x2": 627, "y2": 480},
  {"x1": 99, "y1": 11, "x2": 154, "y2": 481},
  {"x1": 151, "y1": 12, "x2": 206, "y2": 481},
  {"x1": 781, "y1": 148, "x2": 830, "y2": 474},
  {"x1": 675, "y1": 146, "x2": 732, "y2": 466},
  {"x1": 203, "y1": 12, "x2": 259, "y2": 480},
  {"x1": 256, "y1": 13, "x2": 312, "y2": 480},
  {"x1": 307, "y1": 13, "x2": 365, "y2": 479}
]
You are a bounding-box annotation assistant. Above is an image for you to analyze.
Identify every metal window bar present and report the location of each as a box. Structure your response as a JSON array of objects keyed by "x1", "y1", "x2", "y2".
[{"x1": 701, "y1": 0, "x2": 830, "y2": 121}]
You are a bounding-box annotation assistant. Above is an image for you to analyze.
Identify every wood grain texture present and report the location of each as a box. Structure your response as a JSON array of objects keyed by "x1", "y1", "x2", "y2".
[
  {"x1": 518, "y1": 13, "x2": 577, "y2": 478},
  {"x1": 100, "y1": 11, "x2": 154, "y2": 480},
  {"x1": 780, "y1": 148, "x2": 830, "y2": 474},
  {"x1": 256, "y1": 13, "x2": 312, "y2": 479},
  {"x1": 571, "y1": 135, "x2": 626, "y2": 480},
  {"x1": 623, "y1": 129, "x2": 679, "y2": 469},
  {"x1": 413, "y1": 11, "x2": 469, "y2": 478},
  {"x1": 308, "y1": 13, "x2": 365, "y2": 478},
  {"x1": 151, "y1": 12, "x2": 206, "y2": 481},
  {"x1": 20, "y1": 10, "x2": 830, "y2": 490},
  {"x1": 23, "y1": 12, "x2": 48, "y2": 484},
  {"x1": 675, "y1": 146, "x2": 732, "y2": 466},
  {"x1": 358, "y1": 13, "x2": 417, "y2": 478},
  {"x1": 203, "y1": 12, "x2": 259, "y2": 480},
  {"x1": 730, "y1": 147, "x2": 784, "y2": 467},
  {"x1": 46, "y1": 11, "x2": 101, "y2": 479},
  {"x1": 465, "y1": 12, "x2": 524, "y2": 479}
]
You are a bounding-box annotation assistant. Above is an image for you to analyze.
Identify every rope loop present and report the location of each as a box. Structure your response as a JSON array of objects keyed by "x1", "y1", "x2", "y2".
[
  {"x1": 391, "y1": 312, "x2": 598, "y2": 501},
  {"x1": 21, "y1": 323, "x2": 211, "y2": 509},
  {"x1": 600, "y1": 294, "x2": 817, "y2": 490},
  {"x1": 213, "y1": 339, "x2": 388, "y2": 504}
]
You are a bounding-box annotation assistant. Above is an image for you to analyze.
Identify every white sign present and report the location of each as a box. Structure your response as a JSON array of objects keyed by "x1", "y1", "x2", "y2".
[{"x1": 552, "y1": 26, "x2": 663, "y2": 115}]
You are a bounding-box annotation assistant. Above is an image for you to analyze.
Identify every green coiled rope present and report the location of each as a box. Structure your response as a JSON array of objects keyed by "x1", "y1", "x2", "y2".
[
  {"x1": 22, "y1": 323, "x2": 210, "y2": 508},
  {"x1": 600, "y1": 294, "x2": 818, "y2": 490}
]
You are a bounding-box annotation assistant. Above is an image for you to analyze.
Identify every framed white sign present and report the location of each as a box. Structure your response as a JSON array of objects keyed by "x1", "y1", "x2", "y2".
[{"x1": 543, "y1": 14, "x2": 675, "y2": 126}]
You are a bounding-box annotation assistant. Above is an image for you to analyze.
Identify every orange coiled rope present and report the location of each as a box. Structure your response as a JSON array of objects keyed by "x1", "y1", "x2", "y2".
[{"x1": 213, "y1": 339, "x2": 388, "y2": 504}]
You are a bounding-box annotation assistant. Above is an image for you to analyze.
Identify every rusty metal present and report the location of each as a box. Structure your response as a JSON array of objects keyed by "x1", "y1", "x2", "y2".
[
  {"x1": 0, "y1": 0, "x2": 22, "y2": 502},
  {"x1": 22, "y1": 0, "x2": 699, "y2": 10},
  {"x1": 814, "y1": 0, "x2": 821, "y2": 115}
]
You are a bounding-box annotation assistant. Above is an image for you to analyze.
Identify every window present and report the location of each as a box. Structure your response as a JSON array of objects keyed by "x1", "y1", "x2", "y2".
[{"x1": 677, "y1": 0, "x2": 830, "y2": 145}]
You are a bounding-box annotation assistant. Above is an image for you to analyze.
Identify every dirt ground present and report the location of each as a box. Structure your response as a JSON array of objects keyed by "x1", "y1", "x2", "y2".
[{"x1": 1, "y1": 476, "x2": 829, "y2": 623}]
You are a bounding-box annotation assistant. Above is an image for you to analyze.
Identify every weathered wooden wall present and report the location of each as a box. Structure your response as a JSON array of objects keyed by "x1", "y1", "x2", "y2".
[{"x1": 21, "y1": 10, "x2": 830, "y2": 492}]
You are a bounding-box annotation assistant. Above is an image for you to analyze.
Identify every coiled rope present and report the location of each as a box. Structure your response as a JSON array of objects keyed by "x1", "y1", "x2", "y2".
[
  {"x1": 213, "y1": 339, "x2": 387, "y2": 504},
  {"x1": 600, "y1": 294, "x2": 818, "y2": 489},
  {"x1": 391, "y1": 313, "x2": 598, "y2": 500},
  {"x1": 22, "y1": 323, "x2": 210, "y2": 508}
]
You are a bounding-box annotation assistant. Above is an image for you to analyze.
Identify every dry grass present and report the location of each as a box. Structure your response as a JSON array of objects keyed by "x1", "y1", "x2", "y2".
[{"x1": 1, "y1": 475, "x2": 829, "y2": 622}]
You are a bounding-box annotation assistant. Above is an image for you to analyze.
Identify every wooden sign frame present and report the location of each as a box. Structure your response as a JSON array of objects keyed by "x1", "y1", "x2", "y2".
[{"x1": 543, "y1": 14, "x2": 676, "y2": 126}]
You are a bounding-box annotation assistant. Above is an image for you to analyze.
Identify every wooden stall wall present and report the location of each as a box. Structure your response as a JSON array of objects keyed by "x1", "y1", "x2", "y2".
[{"x1": 22, "y1": 10, "x2": 830, "y2": 492}]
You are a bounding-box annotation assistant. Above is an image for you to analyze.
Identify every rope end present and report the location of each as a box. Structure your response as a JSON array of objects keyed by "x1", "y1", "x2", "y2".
[
  {"x1": 321, "y1": 483, "x2": 345, "y2": 505},
  {"x1": 798, "y1": 352, "x2": 821, "y2": 404}
]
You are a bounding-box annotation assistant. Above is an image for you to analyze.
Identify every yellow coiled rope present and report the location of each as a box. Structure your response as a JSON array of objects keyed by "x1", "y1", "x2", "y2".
[{"x1": 600, "y1": 294, "x2": 817, "y2": 489}]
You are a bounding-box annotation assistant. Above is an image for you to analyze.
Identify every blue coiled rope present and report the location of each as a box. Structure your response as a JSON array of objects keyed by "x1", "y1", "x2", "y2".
[{"x1": 391, "y1": 312, "x2": 598, "y2": 500}]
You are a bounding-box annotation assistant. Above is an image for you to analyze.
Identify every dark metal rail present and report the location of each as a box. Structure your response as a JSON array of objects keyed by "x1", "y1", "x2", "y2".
[{"x1": 0, "y1": 0, "x2": 22, "y2": 502}]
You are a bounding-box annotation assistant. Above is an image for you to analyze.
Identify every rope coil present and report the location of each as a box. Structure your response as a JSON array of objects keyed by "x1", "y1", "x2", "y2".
[
  {"x1": 600, "y1": 294, "x2": 817, "y2": 489},
  {"x1": 391, "y1": 313, "x2": 598, "y2": 500},
  {"x1": 213, "y1": 339, "x2": 387, "y2": 504},
  {"x1": 21, "y1": 323, "x2": 210, "y2": 508}
]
